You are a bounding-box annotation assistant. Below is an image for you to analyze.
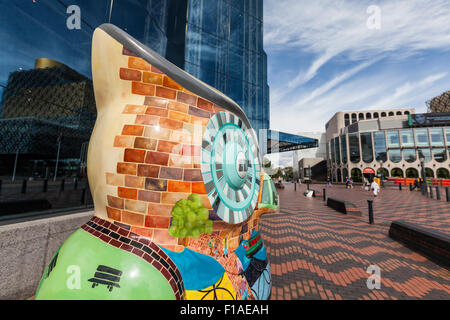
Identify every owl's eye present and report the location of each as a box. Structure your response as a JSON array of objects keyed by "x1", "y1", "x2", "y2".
[{"x1": 201, "y1": 112, "x2": 261, "y2": 225}]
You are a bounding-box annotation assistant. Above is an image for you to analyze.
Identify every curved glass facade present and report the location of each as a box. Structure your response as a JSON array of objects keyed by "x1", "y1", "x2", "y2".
[
  {"x1": 348, "y1": 133, "x2": 360, "y2": 163},
  {"x1": 433, "y1": 148, "x2": 447, "y2": 162},
  {"x1": 403, "y1": 149, "x2": 416, "y2": 163},
  {"x1": 400, "y1": 129, "x2": 414, "y2": 148},
  {"x1": 360, "y1": 132, "x2": 373, "y2": 163},
  {"x1": 340, "y1": 135, "x2": 347, "y2": 164},
  {"x1": 389, "y1": 149, "x2": 402, "y2": 163},
  {"x1": 415, "y1": 128, "x2": 430, "y2": 147},
  {"x1": 373, "y1": 131, "x2": 387, "y2": 162},
  {"x1": 386, "y1": 130, "x2": 400, "y2": 148},
  {"x1": 418, "y1": 148, "x2": 432, "y2": 163},
  {"x1": 330, "y1": 139, "x2": 335, "y2": 164},
  {"x1": 334, "y1": 137, "x2": 340, "y2": 165},
  {"x1": 430, "y1": 128, "x2": 444, "y2": 147}
]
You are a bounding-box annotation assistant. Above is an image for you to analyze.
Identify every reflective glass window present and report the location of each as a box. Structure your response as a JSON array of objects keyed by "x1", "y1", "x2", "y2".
[
  {"x1": 340, "y1": 135, "x2": 347, "y2": 164},
  {"x1": 335, "y1": 137, "x2": 340, "y2": 165},
  {"x1": 389, "y1": 149, "x2": 402, "y2": 163},
  {"x1": 418, "y1": 148, "x2": 432, "y2": 163},
  {"x1": 415, "y1": 128, "x2": 429, "y2": 147},
  {"x1": 400, "y1": 129, "x2": 414, "y2": 148},
  {"x1": 330, "y1": 139, "x2": 335, "y2": 164},
  {"x1": 348, "y1": 133, "x2": 361, "y2": 163},
  {"x1": 433, "y1": 148, "x2": 447, "y2": 163},
  {"x1": 360, "y1": 132, "x2": 373, "y2": 163},
  {"x1": 430, "y1": 128, "x2": 444, "y2": 147},
  {"x1": 373, "y1": 131, "x2": 387, "y2": 162},
  {"x1": 386, "y1": 130, "x2": 400, "y2": 148},
  {"x1": 446, "y1": 128, "x2": 450, "y2": 146},
  {"x1": 403, "y1": 149, "x2": 416, "y2": 163}
]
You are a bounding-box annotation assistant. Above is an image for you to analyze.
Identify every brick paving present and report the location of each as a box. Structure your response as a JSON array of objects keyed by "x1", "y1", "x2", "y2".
[{"x1": 260, "y1": 183, "x2": 450, "y2": 300}]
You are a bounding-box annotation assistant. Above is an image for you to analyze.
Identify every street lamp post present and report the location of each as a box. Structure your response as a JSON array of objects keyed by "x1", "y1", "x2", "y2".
[
  {"x1": 419, "y1": 155, "x2": 427, "y2": 196},
  {"x1": 378, "y1": 159, "x2": 384, "y2": 187}
]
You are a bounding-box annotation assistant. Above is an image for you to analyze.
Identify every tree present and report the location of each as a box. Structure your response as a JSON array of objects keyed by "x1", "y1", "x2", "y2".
[{"x1": 283, "y1": 166, "x2": 293, "y2": 181}]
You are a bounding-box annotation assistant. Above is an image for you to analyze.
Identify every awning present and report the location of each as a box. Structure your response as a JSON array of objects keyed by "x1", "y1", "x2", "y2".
[
  {"x1": 266, "y1": 130, "x2": 318, "y2": 153},
  {"x1": 363, "y1": 168, "x2": 375, "y2": 175}
]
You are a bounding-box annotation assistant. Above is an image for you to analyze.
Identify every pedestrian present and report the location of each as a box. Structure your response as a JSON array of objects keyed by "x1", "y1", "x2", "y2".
[
  {"x1": 412, "y1": 178, "x2": 420, "y2": 190},
  {"x1": 327, "y1": 176, "x2": 332, "y2": 187},
  {"x1": 371, "y1": 180, "x2": 380, "y2": 197}
]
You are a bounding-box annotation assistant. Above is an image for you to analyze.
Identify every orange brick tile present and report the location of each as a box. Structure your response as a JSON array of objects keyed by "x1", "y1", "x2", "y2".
[
  {"x1": 147, "y1": 203, "x2": 173, "y2": 216},
  {"x1": 145, "y1": 106, "x2": 168, "y2": 117},
  {"x1": 137, "y1": 164, "x2": 160, "y2": 178},
  {"x1": 125, "y1": 199, "x2": 147, "y2": 214},
  {"x1": 143, "y1": 126, "x2": 171, "y2": 140},
  {"x1": 106, "y1": 206, "x2": 122, "y2": 220},
  {"x1": 107, "y1": 195, "x2": 124, "y2": 209},
  {"x1": 145, "y1": 151, "x2": 169, "y2": 166},
  {"x1": 177, "y1": 91, "x2": 197, "y2": 105},
  {"x1": 169, "y1": 129, "x2": 192, "y2": 144},
  {"x1": 117, "y1": 162, "x2": 137, "y2": 175},
  {"x1": 168, "y1": 180, "x2": 191, "y2": 193},
  {"x1": 197, "y1": 97, "x2": 214, "y2": 112},
  {"x1": 153, "y1": 228, "x2": 178, "y2": 245},
  {"x1": 124, "y1": 175, "x2": 145, "y2": 189},
  {"x1": 135, "y1": 114, "x2": 159, "y2": 126},
  {"x1": 121, "y1": 210, "x2": 145, "y2": 226},
  {"x1": 143, "y1": 72, "x2": 163, "y2": 85},
  {"x1": 167, "y1": 101, "x2": 189, "y2": 114},
  {"x1": 124, "y1": 148, "x2": 146, "y2": 163},
  {"x1": 119, "y1": 68, "x2": 141, "y2": 81},
  {"x1": 106, "y1": 173, "x2": 124, "y2": 186},
  {"x1": 132, "y1": 82, "x2": 155, "y2": 96},
  {"x1": 130, "y1": 226, "x2": 154, "y2": 239},
  {"x1": 113, "y1": 135, "x2": 135, "y2": 148},
  {"x1": 163, "y1": 76, "x2": 183, "y2": 90},
  {"x1": 145, "y1": 215, "x2": 171, "y2": 229},
  {"x1": 190, "y1": 115, "x2": 210, "y2": 126},
  {"x1": 138, "y1": 190, "x2": 161, "y2": 203},
  {"x1": 159, "y1": 117, "x2": 183, "y2": 130},
  {"x1": 128, "y1": 56, "x2": 151, "y2": 71},
  {"x1": 118, "y1": 187, "x2": 138, "y2": 200},
  {"x1": 161, "y1": 192, "x2": 189, "y2": 204},
  {"x1": 156, "y1": 86, "x2": 176, "y2": 100},
  {"x1": 192, "y1": 182, "x2": 207, "y2": 194},
  {"x1": 134, "y1": 137, "x2": 157, "y2": 150},
  {"x1": 169, "y1": 155, "x2": 193, "y2": 168},
  {"x1": 169, "y1": 110, "x2": 190, "y2": 123},
  {"x1": 123, "y1": 104, "x2": 147, "y2": 114},
  {"x1": 157, "y1": 140, "x2": 183, "y2": 155},
  {"x1": 144, "y1": 96, "x2": 168, "y2": 108},
  {"x1": 122, "y1": 125, "x2": 144, "y2": 136}
]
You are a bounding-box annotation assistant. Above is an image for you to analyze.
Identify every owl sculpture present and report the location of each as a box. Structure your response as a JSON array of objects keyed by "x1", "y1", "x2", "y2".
[{"x1": 34, "y1": 24, "x2": 278, "y2": 300}]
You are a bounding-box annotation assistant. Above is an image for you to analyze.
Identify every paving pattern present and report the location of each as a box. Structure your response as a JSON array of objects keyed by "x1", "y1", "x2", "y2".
[{"x1": 261, "y1": 183, "x2": 450, "y2": 300}]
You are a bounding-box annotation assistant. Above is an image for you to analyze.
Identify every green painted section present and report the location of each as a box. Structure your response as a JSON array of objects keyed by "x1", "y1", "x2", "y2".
[
  {"x1": 35, "y1": 229, "x2": 175, "y2": 300},
  {"x1": 258, "y1": 173, "x2": 278, "y2": 209}
]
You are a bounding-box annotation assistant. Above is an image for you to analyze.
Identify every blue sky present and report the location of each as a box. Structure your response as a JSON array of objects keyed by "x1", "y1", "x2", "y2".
[{"x1": 264, "y1": 0, "x2": 450, "y2": 167}]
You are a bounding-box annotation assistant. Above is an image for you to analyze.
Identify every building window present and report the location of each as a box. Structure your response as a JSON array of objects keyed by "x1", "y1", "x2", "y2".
[
  {"x1": 400, "y1": 129, "x2": 415, "y2": 148},
  {"x1": 330, "y1": 139, "x2": 335, "y2": 164},
  {"x1": 343, "y1": 168, "x2": 349, "y2": 180},
  {"x1": 351, "y1": 113, "x2": 357, "y2": 123},
  {"x1": 348, "y1": 133, "x2": 361, "y2": 163},
  {"x1": 351, "y1": 168, "x2": 362, "y2": 182},
  {"x1": 405, "y1": 168, "x2": 419, "y2": 178},
  {"x1": 359, "y1": 113, "x2": 364, "y2": 121},
  {"x1": 403, "y1": 149, "x2": 416, "y2": 163},
  {"x1": 360, "y1": 132, "x2": 373, "y2": 163},
  {"x1": 388, "y1": 149, "x2": 402, "y2": 163},
  {"x1": 366, "y1": 113, "x2": 372, "y2": 119},
  {"x1": 386, "y1": 130, "x2": 400, "y2": 148},
  {"x1": 344, "y1": 114, "x2": 350, "y2": 126},
  {"x1": 377, "y1": 168, "x2": 389, "y2": 178},
  {"x1": 425, "y1": 168, "x2": 434, "y2": 178},
  {"x1": 432, "y1": 148, "x2": 447, "y2": 163},
  {"x1": 437, "y1": 168, "x2": 450, "y2": 178},
  {"x1": 391, "y1": 168, "x2": 404, "y2": 177},
  {"x1": 340, "y1": 135, "x2": 348, "y2": 164},
  {"x1": 334, "y1": 137, "x2": 340, "y2": 165},
  {"x1": 396, "y1": 111, "x2": 402, "y2": 115},
  {"x1": 374, "y1": 112, "x2": 379, "y2": 118},
  {"x1": 404, "y1": 111, "x2": 410, "y2": 115},
  {"x1": 381, "y1": 112, "x2": 387, "y2": 117},
  {"x1": 415, "y1": 128, "x2": 430, "y2": 147},
  {"x1": 446, "y1": 128, "x2": 450, "y2": 146},
  {"x1": 388, "y1": 112, "x2": 394, "y2": 116},
  {"x1": 430, "y1": 128, "x2": 444, "y2": 146},
  {"x1": 418, "y1": 148, "x2": 432, "y2": 163}
]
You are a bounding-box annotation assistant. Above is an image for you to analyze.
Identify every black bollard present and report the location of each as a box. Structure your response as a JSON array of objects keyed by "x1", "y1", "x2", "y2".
[
  {"x1": 60, "y1": 179, "x2": 65, "y2": 192},
  {"x1": 399, "y1": 183, "x2": 402, "y2": 191},
  {"x1": 0, "y1": 179, "x2": 2, "y2": 196},
  {"x1": 409, "y1": 183, "x2": 413, "y2": 191},
  {"x1": 446, "y1": 187, "x2": 450, "y2": 202},
  {"x1": 323, "y1": 188, "x2": 326, "y2": 201},
  {"x1": 43, "y1": 179, "x2": 48, "y2": 192},
  {"x1": 429, "y1": 185, "x2": 433, "y2": 199},
  {"x1": 368, "y1": 200, "x2": 374, "y2": 224},
  {"x1": 21, "y1": 179, "x2": 27, "y2": 194},
  {"x1": 436, "y1": 186, "x2": 441, "y2": 200},
  {"x1": 294, "y1": 182, "x2": 296, "y2": 191},
  {"x1": 74, "y1": 177, "x2": 78, "y2": 190},
  {"x1": 307, "y1": 183, "x2": 310, "y2": 191}
]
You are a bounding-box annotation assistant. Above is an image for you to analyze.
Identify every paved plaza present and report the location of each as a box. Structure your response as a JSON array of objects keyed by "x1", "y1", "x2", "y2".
[{"x1": 261, "y1": 183, "x2": 450, "y2": 300}]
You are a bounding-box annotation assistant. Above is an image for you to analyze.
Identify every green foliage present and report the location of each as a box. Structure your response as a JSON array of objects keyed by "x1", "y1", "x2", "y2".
[{"x1": 168, "y1": 193, "x2": 213, "y2": 239}]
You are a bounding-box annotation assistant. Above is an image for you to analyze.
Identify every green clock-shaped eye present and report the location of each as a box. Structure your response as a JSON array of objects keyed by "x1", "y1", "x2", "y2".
[{"x1": 201, "y1": 112, "x2": 261, "y2": 224}]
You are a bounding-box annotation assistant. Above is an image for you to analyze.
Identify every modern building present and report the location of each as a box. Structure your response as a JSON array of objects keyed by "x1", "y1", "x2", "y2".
[
  {"x1": 325, "y1": 108, "x2": 450, "y2": 183},
  {"x1": 292, "y1": 132, "x2": 327, "y2": 181}
]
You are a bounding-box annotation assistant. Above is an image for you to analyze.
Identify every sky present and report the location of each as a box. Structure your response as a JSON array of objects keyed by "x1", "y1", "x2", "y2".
[{"x1": 263, "y1": 0, "x2": 450, "y2": 168}]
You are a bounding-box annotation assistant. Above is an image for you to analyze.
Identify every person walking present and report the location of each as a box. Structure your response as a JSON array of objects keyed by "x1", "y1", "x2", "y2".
[
  {"x1": 371, "y1": 180, "x2": 380, "y2": 197},
  {"x1": 327, "y1": 176, "x2": 332, "y2": 187}
]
